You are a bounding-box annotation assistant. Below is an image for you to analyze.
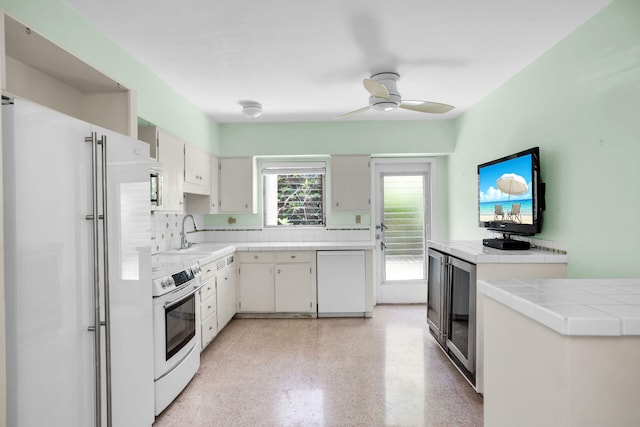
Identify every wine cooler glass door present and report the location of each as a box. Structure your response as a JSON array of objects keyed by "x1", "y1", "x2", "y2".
[
  {"x1": 446, "y1": 257, "x2": 476, "y2": 375},
  {"x1": 426, "y1": 249, "x2": 446, "y2": 340}
]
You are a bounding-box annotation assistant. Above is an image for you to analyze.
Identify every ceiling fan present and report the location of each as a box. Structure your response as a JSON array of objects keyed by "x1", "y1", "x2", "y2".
[{"x1": 341, "y1": 72, "x2": 454, "y2": 117}]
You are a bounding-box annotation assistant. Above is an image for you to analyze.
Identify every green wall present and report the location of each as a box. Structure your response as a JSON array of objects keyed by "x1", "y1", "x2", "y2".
[
  {"x1": 0, "y1": 0, "x2": 220, "y2": 153},
  {"x1": 220, "y1": 120, "x2": 455, "y2": 156},
  {"x1": 216, "y1": 120, "x2": 454, "y2": 231},
  {"x1": 449, "y1": 0, "x2": 640, "y2": 278}
]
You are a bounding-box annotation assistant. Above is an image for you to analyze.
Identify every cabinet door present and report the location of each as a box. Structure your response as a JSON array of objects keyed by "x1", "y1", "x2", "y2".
[
  {"x1": 184, "y1": 144, "x2": 210, "y2": 195},
  {"x1": 210, "y1": 155, "x2": 220, "y2": 213},
  {"x1": 275, "y1": 263, "x2": 314, "y2": 312},
  {"x1": 157, "y1": 130, "x2": 184, "y2": 212},
  {"x1": 331, "y1": 155, "x2": 371, "y2": 211},
  {"x1": 238, "y1": 262, "x2": 274, "y2": 312},
  {"x1": 217, "y1": 257, "x2": 237, "y2": 329},
  {"x1": 219, "y1": 157, "x2": 256, "y2": 213}
]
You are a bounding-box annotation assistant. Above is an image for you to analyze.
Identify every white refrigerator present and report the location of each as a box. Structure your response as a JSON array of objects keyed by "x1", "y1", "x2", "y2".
[{"x1": 3, "y1": 98, "x2": 154, "y2": 426}]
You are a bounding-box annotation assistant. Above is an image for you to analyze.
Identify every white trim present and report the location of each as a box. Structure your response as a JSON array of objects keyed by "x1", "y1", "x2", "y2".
[
  {"x1": 371, "y1": 157, "x2": 435, "y2": 304},
  {"x1": 261, "y1": 161, "x2": 326, "y2": 175}
]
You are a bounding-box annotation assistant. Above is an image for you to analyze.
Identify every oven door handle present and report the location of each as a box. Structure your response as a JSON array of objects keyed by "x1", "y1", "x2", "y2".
[{"x1": 164, "y1": 283, "x2": 205, "y2": 309}]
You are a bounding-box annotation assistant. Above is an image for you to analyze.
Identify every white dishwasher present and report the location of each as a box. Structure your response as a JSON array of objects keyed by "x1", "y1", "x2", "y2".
[{"x1": 317, "y1": 250, "x2": 366, "y2": 317}]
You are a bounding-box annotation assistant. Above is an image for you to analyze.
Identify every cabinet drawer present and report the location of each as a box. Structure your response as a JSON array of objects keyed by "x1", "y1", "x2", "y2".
[
  {"x1": 276, "y1": 251, "x2": 313, "y2": 263},
  {"x1": 201, "y1": 312, "x2": 218, "y2": 347},
  {"x1": 200, "y1": 261, "x2": 217, "y2": 282},
  {"x1": 238, "y1": 251, "x2": 274, "y2": 263},
  {"x1": 200, "y1": 279, "x2": 217, "y2": 302},
  {"x1": 201, "y1": 294, "x2": 217, "y2": 320}
]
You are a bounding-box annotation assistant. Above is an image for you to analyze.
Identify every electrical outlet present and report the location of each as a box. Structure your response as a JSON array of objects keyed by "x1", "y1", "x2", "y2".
[
  {"x1": 228, "y1": 216, "x2": 237, "y2": 224},
  {"x1": 355, "y1": 214, "x2": 361, "y2": 224}
]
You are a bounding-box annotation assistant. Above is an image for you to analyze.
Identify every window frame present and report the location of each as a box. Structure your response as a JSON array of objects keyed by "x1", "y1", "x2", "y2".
[{"x1": 262, "y1": 161, "x2": 327, "y2": 228}]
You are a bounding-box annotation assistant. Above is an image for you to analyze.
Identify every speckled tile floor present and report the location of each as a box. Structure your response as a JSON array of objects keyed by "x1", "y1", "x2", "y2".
[{"x1": 153, "y1": 305, "x2": 483, "y2": 426}]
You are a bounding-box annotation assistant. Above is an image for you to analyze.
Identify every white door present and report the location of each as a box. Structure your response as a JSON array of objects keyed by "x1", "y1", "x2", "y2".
[{"x1": 373, "y1": 159, "x2": 434, "y2": 303}]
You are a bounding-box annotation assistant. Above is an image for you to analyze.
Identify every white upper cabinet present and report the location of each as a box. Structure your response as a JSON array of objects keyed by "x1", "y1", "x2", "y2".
[
  {"x1": 2, "y1": 14, "x2": 136, "y2": 137},
  {"x1": 331, "y1": 155, "x2": 371, "y2": 211},
  {"x1": 184, "y1": 144, "x2": 211, "y2": 196},
  {"x1": 218, "y1": 157, "x2": 256, "y2": 213},
  {"x1": 139, "y1": 125, "x2": 185, "y2": 212},
  {"x1": 185, "y1": 154, "x2": 219, "y2": 214},
  {"x1": 156, "y1": 129, "x2": 185, "y2": 212},
  {"x1": 209, "y1": 155, "x2": 220, "y2": 213}
]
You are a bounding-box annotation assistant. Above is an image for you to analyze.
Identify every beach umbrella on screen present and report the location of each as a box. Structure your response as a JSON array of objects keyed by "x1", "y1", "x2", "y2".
[{"x1": 496, "y1": 173, "x2": 528, "y2": 202}]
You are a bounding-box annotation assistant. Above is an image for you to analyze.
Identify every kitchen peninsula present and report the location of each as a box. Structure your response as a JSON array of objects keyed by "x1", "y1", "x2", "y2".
[
  {"x1": 426, "y1": 240, "x2": 568, "y2": 392},
  {"x1": 479, "y1": 278, "x2": 640, "y2": 427}
]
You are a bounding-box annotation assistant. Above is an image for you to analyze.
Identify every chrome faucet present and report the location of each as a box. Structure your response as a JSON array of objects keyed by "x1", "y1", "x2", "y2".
[{"x1": 181, "y1": 214, "x2": 198, "y2": 249}]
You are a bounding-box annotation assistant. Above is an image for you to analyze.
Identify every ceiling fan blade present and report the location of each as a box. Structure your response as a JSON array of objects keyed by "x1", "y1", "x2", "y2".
[
  {"x1": 337, "y1": 106, "x2": 372, "y2": 118},
  {"x1": 363, "y1": 79, "x2": 389, "y2": 99},
  {"x1": 399, "y1": 100, "x2": 454, "y2": 114}
]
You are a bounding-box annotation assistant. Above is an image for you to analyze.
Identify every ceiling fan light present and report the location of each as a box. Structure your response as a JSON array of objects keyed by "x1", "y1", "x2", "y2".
[{"x1": 371, "y1": 101, "x2": 398, "y2": 112}]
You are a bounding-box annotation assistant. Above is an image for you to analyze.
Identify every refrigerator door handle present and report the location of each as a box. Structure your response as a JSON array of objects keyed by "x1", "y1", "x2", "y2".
[
  {"x1": 99, "y1": 134, "x2": 114, "y2": 427},
  {"x1": 85, "y1": 133, "x2": 113, "y2": 427},
  {"x1": 85, "y1": 132, "x2": 103, "y2": 427}
]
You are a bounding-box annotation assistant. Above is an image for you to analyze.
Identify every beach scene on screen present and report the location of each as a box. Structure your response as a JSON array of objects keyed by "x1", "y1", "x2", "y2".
[{"x1": 479, "y1": 154, "x2": 533, "y2": 224}]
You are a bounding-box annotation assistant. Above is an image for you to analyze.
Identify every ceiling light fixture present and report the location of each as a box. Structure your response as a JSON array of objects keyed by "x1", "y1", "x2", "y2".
[{"x1": 241, "y1": 101, "x2": 262, "y2": 118}]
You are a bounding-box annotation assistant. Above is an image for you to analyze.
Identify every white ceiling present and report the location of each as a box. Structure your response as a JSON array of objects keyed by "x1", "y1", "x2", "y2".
[{"x1": 65, "y1": 0, "x2": 612, "y2": 123}]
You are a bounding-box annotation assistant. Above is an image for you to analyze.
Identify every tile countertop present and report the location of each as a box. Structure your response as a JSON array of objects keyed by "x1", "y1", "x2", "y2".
[
  {"x1": 235, "y1": 241, "x2": 376, "y2": 251},
  {"x1": 163, "y1": 241, "x2": 376, "y2": 265},
  {"x1": 427, "y1": 240, "x2": 568, "y2": 264},
  {"x1": 478, "y1": 278, "x2": 640, "y2": 336}
]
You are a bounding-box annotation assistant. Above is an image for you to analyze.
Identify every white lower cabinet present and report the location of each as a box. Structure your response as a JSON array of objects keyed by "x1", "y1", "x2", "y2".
[
  {"x1": 238, "y1": 251, "x2": 316, "y2": 315},
  {"x1": 199, "y1": 254, "x2": 237, "y2": 351},
  {"x1": 199, "y1": 258, "x2": 221, "y2": 350},
  {"x1": 201, "y1": 307, "x2": 218, "y2": 348},
  {"x1": 275, "y1": 252, "x2": 315, "y2": 313},
  {"x1": 217, "y1": 255, "x2": 236, "y2": 330},
  {"x1": 238, "y1": 252, "x2": 275, "y2": 312}
]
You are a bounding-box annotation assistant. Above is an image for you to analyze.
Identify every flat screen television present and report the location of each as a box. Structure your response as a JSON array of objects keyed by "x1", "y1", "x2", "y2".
[{"x1": 477, "y1": 147, "x2": 545, "y2": 250}]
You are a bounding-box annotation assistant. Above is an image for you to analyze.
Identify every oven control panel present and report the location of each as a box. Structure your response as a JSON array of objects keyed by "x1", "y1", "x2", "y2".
[{"x1": 153, "y1": 264, "x2": 201, "y2": 296}]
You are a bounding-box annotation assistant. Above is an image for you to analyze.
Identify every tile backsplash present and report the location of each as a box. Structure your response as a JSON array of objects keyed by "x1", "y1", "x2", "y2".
[
  {"x1": 201, "y1": 227, "x2": 372, "y2": 244},
  {"x1": 151, "y1": 212, "x2": 206, "y2": 254},
  {"x1": 151, "y1": 212, "x2": 372, "y2": 254}
]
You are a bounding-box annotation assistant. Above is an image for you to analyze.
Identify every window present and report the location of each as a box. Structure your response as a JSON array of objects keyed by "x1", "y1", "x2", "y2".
[{"x1": 263, "y1": 162, "x2": 326, "y2": 227}]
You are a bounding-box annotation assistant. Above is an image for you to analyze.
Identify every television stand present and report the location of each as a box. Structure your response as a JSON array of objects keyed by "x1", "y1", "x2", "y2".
[{"x1": 483, "y1": 235, "x2": 530, "y2": 250}]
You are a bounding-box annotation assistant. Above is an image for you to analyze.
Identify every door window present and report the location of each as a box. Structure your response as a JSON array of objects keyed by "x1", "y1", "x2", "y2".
[{"x1": 382, "y1": 175, "x2": 426, "y2": 281}]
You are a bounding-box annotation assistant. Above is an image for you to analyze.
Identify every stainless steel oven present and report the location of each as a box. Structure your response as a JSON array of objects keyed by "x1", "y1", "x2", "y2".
[
  {"x1": 152, "y1": 261, "x2": 202, "y2": 415},
  {"x1": 427, "y1": 248, "x2": 477, "y2": 386}
]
